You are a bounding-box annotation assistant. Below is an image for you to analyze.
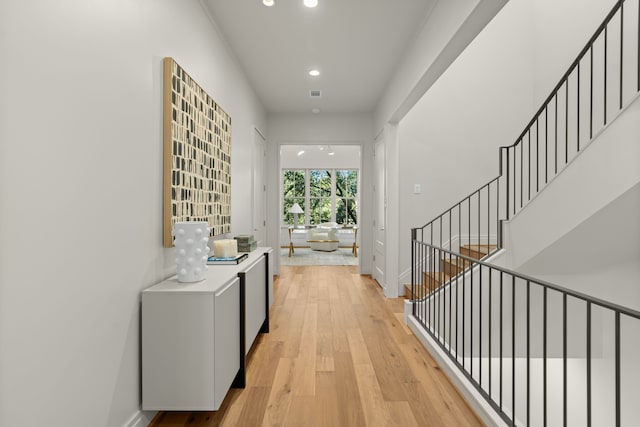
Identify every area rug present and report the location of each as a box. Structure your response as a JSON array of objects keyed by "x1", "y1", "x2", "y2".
[{"x1": 280, "y1": 247, "x2": 358, "y2": 266}]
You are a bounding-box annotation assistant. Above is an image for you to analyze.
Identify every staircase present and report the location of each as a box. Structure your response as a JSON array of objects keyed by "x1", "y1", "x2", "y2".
[
  {"x1": 405, "y1": 244, "x2": 495, "y2": 299},
  {"x1": 407, "y1": 1, "x2": 640, "y2": 425}
]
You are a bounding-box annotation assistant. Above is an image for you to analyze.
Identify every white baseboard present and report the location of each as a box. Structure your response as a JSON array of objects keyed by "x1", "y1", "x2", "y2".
[{"x1": 124, "y1": 410, "x2": 156, "y2": 427}]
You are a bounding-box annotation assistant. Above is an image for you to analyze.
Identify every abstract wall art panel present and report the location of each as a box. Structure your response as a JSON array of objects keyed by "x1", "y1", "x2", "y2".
[{"x1": 163, "y1": 57, "x2": 232, "y2": 247}]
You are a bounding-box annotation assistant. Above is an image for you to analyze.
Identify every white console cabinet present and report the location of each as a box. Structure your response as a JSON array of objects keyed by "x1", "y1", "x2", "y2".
[{"x1": 142, "y1": 247, "x2": 273, "y2": 411}]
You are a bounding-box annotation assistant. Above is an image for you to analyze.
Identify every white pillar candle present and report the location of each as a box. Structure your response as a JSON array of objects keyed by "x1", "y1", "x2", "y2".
[{"x1": 213, "y1": 239, "x2": 238, "y2": 258}]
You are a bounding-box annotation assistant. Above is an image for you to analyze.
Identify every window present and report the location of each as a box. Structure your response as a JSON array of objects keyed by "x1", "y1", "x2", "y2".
[
  {"x1": 282, "y1": 169, "x2": 359, "y2": 226},
  {"x1": 336, "y1": 170, "x2": 358, "y2": 225},
  {"x1": 309, "y1": 170, "x2": 332, "y2": 224},
  {"x1": 283, "y1": 170, "x2": 305, "y2": 224}
]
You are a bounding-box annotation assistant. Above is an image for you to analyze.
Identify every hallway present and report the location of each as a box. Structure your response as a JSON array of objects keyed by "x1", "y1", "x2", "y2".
[{"x1": 149, "y1": 266, "x2": 483, "y2": 426}]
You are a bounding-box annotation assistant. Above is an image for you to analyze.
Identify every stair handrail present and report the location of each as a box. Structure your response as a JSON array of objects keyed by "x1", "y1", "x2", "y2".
[
  {"x1": 500, "y1": 0, "x2": 627, "y2": 154},
  {"x1": 413, "y1": 0, "x2": 638, "y2": 252},
  {"x1": 414, "y1": 176, "x2": 500, "y2": 232},
  {"x1": 411, "y1": 241, "x2": 640, "y2": 426},
  {"x1": 499, "y1": 0, "x2": 637, "y2": 220},
  {"x1": 414, "y1": 242, "x2": 640, "y2": 321},
  {"x1": 411, "y1": 1, "x2": 639, "y2": 424}
]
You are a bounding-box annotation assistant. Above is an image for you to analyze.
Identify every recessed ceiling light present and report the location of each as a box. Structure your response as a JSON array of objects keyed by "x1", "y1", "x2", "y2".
[
  {"x1": 311, "y1": 108, "x2": 321, "y2": 114},
  {"x1": 297, "y1": 149, "x2": 305, "y2": 156},
  {"x1": 263, "y1": 0, "x2": 274, "y2": 6},
  {"x1": 309, "y1": 69, "x2": 320, "y2": 77},
  {"x1": 304, "y1": 0, "x2": 318, "y2": 8}
]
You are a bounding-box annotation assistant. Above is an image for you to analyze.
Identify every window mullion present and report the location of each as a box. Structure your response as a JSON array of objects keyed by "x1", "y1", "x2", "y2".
[
  {"x1": 331, "y1": 169, "x2": 336, "y2": 223},
  {"x1": 304, "y1": 169, "x2": 311, "y2": 225}
]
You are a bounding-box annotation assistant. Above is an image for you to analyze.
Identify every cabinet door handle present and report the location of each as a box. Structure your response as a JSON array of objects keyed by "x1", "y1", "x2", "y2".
[{"x1": 215, "y1": 278, "x2": 239, "y2": 296}]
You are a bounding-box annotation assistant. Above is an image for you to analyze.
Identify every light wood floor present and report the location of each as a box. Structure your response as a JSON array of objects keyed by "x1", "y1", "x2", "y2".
[{"x1": 149, "y1": 266, "x2": 484, "y2": 427}]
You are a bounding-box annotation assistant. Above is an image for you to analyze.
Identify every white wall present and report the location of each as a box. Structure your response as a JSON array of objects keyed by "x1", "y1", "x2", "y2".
[
  {"x1": 396, "y1": 0, "x2": 538, "y2": 292},
  {"x1": 374, "y1": 0, "x2": 509, "y2": 130},
  {"x1": 372, "y1": 0, "x2": 509, "y2": 297},
  {"x1": 266, "y1": 113, "x2": 373, "y2": 275},
  {"x1": 280, "y1": 144, "x2": 361, "y2": 169},
  {"x1": 393, "y1": 0, "x2": 627, "y2": 294},
  {"x1": 509, "y1": 97, "x2": 640, "y2": 308},
  {"x1": 531, "y1": 0, "x2": 619, "y2": 105},
  {"x1": 0, "y1": 1, "x2": 265, "y2": 426}
]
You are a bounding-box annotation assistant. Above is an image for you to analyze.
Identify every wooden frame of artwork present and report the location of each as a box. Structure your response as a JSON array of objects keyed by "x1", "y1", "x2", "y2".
[{"x1": 163, "y1": 57, "x2": 232, "y2": 247}]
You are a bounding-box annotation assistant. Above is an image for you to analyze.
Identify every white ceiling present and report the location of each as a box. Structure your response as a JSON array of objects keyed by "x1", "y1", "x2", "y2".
[
  {"x1": 280, "y1": 144, "x2": 361, "y2": 169},
  {"x1": 203, "y1": 0, "x2": 436, "y2": 114}
]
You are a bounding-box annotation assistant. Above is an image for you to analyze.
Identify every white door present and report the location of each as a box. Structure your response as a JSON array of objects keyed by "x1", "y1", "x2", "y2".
[
  {"x1": 373, "y1": 133, "x2": 386, "y2": 289},
  {"x1": 252, "y1": 129, "x2": 267, "y2": 245}
]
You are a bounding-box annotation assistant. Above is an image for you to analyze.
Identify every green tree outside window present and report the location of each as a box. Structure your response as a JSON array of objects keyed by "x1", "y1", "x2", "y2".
[
  {"x1": 336, "y1": 170, "x2": 358, "y2": 224},
  {"x1": 283, "y1": 170, "x2": 305, "y2": 224},
  {"x1": 283, "y1": 168, "x2": 358, "y2": 226}
]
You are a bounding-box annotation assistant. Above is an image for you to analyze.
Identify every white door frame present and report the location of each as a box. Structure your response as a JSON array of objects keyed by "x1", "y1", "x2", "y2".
[
  {"x1": 252, "y1": 128, "x2": 267, "y2": 245},
  {"x1": 372, "y1": 130, "x2": 386, "y2": 290}
]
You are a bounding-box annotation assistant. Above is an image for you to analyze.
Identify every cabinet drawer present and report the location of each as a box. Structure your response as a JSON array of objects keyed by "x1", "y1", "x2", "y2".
[
  {"x1": 242, "y1": 257, "x2": 266, "y2": 353},
  {"x1": 214, "y1": 277, "x2": 241, "y2": 408},
  {"x1": 142, "y1": 292, "x2": 215, "y2": 410}
]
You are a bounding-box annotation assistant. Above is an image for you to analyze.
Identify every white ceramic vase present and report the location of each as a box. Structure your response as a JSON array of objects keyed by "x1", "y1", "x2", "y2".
[{"x1": 173, "y1": 221, "x2": 210, "y2": 283}]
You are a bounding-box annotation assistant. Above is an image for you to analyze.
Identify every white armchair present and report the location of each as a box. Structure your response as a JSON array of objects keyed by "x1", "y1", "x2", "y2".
[{"x1": 307, "y1": 222, "x2": 340, "y2": 251}]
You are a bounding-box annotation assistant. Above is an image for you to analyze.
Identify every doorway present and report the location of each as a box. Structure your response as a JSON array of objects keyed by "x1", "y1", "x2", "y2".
[{"x1": 279, "y1": 144, "x2": 361, "y2": 266}]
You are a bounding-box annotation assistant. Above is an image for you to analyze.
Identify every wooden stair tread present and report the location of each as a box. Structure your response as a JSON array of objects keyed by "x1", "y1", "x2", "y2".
[
  {"x1": 404, "y1": 284, "x2": 412, "y2": 299},
  {"x1": 406, "y1": 245, "x2": 498, "y2": 299},
  {"x1": 461, "y1": 244, "x2": 496, "y2": 252},
  {"x1": 460, "y1": 244, "x2": 497, "y2": 259},
  {"x1": 441, "y1": 257, "x2": 473, "y2": 275},
  {"x1": 424, "y1": 271, "x2": 451, "y2": 283},
  {"x1": 442, "y1": 257, "x2": 471, "y2": 267},
  {"x1": 405, "y1": 272, "x2": 452, "y2": 299},
  {"x1": 405, "y1": 282, "x2": 441, "y2": 299}
]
